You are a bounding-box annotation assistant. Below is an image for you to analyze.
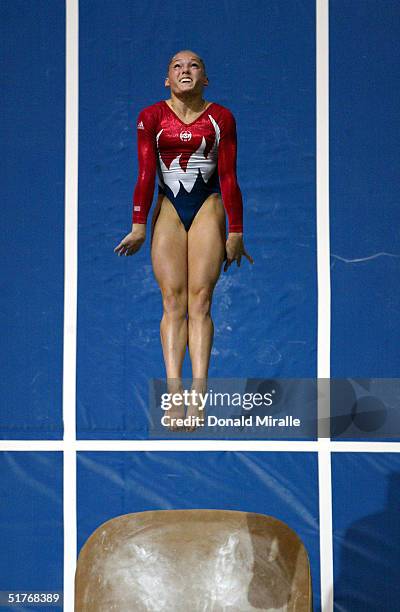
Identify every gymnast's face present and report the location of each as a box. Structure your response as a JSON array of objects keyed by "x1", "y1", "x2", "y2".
[{"x1": 165, "y1": 51, "x2": 208, "y2": 95}]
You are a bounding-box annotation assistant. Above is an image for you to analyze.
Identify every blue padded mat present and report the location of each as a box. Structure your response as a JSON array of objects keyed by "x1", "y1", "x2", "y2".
[
  {"x1": 0, "y1": 0, "x2": 65, "y2": 439},
  {"x1": 77, "y1": 0, "x2": 316, "y2": 438},
  {"x1": 0, "y1": 452, "x2": 63, "y2": 609},
  {"x1": 332, "y1": 452, "x2": 400, "y2": 611}
]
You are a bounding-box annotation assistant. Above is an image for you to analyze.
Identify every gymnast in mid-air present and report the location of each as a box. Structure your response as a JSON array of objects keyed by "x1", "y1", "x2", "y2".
[{"x1": 115, "y1": 50, "x2": 253, "y2": 430}]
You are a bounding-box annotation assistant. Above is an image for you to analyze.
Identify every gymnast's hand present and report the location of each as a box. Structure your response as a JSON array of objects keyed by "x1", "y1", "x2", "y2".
[
  {"x1": 114, "y1": 224, "x2": 146, "y2": 256},
  {"x1": 224, "y1": 233, "x2": 254, "y2": 271}
]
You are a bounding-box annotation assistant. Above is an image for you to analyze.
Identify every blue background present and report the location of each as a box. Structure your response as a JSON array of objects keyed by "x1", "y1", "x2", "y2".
[
  {"x1": 0, "y1": 452, "x2": 63, "y2": 609},
  {"x1": 76, "y1": 0, "x2": 317, "y2": 438},
  {"x1": 330, "y1": 0, "x2": 400, "y2": 377},
  {"x1": 332, "y1": 453, "x2": 400, "y2": 611},
  {"x1": 0, "y1": 0, "x2": 65, "y2": 439}
]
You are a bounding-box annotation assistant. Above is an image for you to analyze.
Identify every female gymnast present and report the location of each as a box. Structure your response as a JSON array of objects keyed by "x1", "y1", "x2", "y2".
[{"x1": 115, "y1": 50, "x2": 253, "y2": 430}]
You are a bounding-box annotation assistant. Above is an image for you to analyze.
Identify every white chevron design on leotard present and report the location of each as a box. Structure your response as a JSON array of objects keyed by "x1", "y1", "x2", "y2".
[{"x1": 156, "y1": 115, "x2": 220, "y2": 196}]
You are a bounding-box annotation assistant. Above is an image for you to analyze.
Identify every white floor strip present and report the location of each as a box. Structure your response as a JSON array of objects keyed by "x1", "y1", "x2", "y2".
[
  {"x1": 0, "y1": 442, "x2": 64, "y2": 451},
  {"x1": 74, "y1": 440, "x2": 320, "y2": 452},
  {"x1": 316, "y1": 0, "x2": 334, "y2": 610},
  {"x1": 63, "y1": 0, "x2": 79, "y2": 609},
  {"x1": 2, "y1": 440, "x2": 399, "y2": 453},
  {"x1": 318, "y1": 441, "x2": 334, "y2": 611},
  {"x1": 330, "y1": 441, "x2": 400, "y2": 452}
]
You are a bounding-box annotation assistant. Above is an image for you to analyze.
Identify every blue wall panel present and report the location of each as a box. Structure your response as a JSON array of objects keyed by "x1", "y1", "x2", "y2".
[
  {"x1": 332, "y1": 453, "x2": 400, "y2": 611},
  {"x1": 0, "y1": 0, "x2": 65, "y2": 439},
  {"x1": 330, "y1": 0, "x2": 400, "y2": 377},
  {"x1": 77, "y1": 0, "x2": 316, "y2": 438},
  {"x1": 0, "y1": 453, "x2": 63, "y2": 606}
]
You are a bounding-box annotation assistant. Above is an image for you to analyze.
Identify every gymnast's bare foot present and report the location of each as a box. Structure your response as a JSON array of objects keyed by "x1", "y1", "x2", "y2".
[
  {"x1": 185, "y1": 383, "x2": 207, "y2": 432},
  {"x1": 164, "y1": 382, "x2": 185, "y2": 431}
]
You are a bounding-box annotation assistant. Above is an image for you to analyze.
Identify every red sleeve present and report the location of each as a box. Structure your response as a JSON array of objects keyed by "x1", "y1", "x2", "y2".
[
  {"x1": 217, "y1": 108, "x2": 243, "y2": 233},
  {"x1": 132, "y1": 108, "x2": 158, "y2": 225}
]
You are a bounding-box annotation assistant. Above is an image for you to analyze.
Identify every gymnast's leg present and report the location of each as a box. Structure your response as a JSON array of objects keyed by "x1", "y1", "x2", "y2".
[
  {"x1": 186, "y1": 194, "x2": 226, "y2": 429},
  {"x1": 151, "y1": 196, "x2": 188, "y2": 430}
]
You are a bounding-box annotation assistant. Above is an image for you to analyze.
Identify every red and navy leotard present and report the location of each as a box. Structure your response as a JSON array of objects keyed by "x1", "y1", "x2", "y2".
[{"x1": 132, "y1": 101, "x2": 243, "y2": 232}]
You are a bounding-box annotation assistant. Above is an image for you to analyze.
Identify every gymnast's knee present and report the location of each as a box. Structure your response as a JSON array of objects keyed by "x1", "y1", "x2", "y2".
[
  {"x1": 188, "y1": 287, "x2": 212, "y2": 321},
  {"x1": 162, "y1": 289, "x2": 187, "y2": 319}
]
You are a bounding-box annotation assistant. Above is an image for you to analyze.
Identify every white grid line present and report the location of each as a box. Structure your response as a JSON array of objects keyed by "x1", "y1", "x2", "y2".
[
  {"x1": 1, "y1": 441, "x2": 400, "y2": 453},
  {"x1": 63, "y1": 0, "x2": 79, "y2": 609},
  {"x1": 316, "y1": 1, "x2": 334, "y2": 610}
]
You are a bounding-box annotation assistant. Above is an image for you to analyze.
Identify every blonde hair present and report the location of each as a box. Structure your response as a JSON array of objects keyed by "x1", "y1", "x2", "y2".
[{"x1": 168, "y1": 50, "x2": 206, "y2": 75}]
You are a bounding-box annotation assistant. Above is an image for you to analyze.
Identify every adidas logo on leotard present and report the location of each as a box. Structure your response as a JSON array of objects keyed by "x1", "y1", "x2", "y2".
[{"x1": 137, "y1": 121, "x2": 144, "y2": 130}]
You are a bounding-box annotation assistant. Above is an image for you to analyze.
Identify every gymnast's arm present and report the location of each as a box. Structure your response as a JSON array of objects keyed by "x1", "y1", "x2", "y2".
[
  {"x1": 114, "y1": 111, "x2": 157, "y2": 256},
  {"x1": 218, "y1": 110, "x2": 254, "y2": 270}
]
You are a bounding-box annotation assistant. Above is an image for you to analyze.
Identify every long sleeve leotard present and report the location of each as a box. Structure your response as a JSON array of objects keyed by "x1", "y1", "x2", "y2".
[{"x1": 132, "y1": 101, "x2": 243, "y2": 232}]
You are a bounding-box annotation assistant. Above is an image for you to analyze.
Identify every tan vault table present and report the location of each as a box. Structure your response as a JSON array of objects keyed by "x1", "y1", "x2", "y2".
[{"x1": 75, "y1": 509, "x2": 312, "y2": 611}]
